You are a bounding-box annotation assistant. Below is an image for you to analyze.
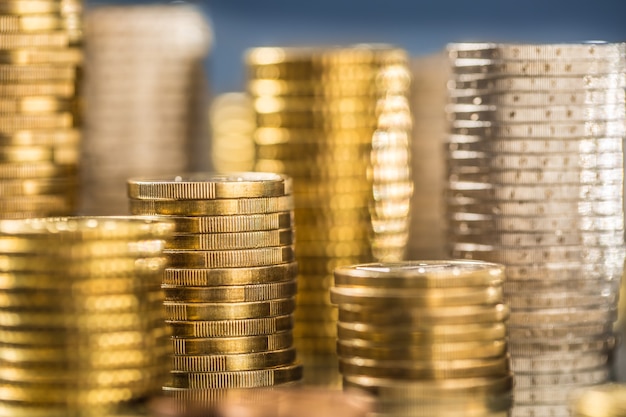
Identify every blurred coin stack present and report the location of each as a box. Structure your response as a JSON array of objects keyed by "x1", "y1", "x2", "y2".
[
  {"x1": 0, "y1": 0, "x2": 84, "y2": 219},
  {"x1": 332, "y1": 260, "x2": 512, "y2": 417},
  {"x1": 81, "y1": 4, "x2": 213, "y2": 215},
  {"x1": 127, "y1": 173, "x2": 302, "y2": 407},
  {"x1": 246, "y1": 45, "x2": 413, "y2": 382},
  {"x1": 445, "y1": 42, "x2": 626, "y2": 417},
  {"x1": 571, "y1": 384, "x2": 626, "y2": 417},
  {"x1": 209, "y1": 92, "x2": 256, "y2": 173},
  {"x1": 0, "y1": 216, "x2": 174, "y2": 417},
  {"x1": 407, "y1": 53, "x2": 449, "y2": 259}
]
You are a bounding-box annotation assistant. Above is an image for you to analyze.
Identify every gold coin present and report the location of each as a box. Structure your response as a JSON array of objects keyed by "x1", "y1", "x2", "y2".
[
  {"x1": 0, "y1": 272, "x2": 161, "y2": 293},
  {"x1": 0, "y1": 129, "x2": 79, "y2": 146},
  {"x1": 292, "y1": 320, "x2": 337, "y2": 338},
  {"x1": 168, "y1": 363, "x2": 303, "y2": 389},
  {"x1": 0, "y1": 290, "x2": 164, "y2": 312},
  {"x1": 253, "y1": 96, "x2": 379, "y2": 113},
  {"x1": 0, "y1": 48, "x2": 82, "y2": 64},
  {"x1": 337, "y1": 321, "x2": 507, "y2": 344},
  {"x1": 171, "y1": 331, "x2": 293, "y2": 355},
  {"x1": 296, "y1": 240, "x2": 371, "y2": 258},
  {"x1": 255, "y1": 158, "x2": 369, "y2": 178},
  {"x1": 0, "y1": 32, "x2": 69, "y2": 49},
  {"x1": 248, "y1": 79, "x2": 408, "y2": 97},
  {"x1": 0, "y1": 83, "x2": 74, "y2": 97},
  {"x1": 571, "y1": 383, "x2": 626, "y2": 417},
  {"x1": 339, "y1": 356, "x2": 510, "y2": 379},
  {"x1": 330, "y1": 285, "x2": 503, "y2": 307},
  {"x1": 246, "y1": 45, "x2": 407, "y2": 66},
  {"x1": 0, "y1": 255, "x2": 168, "y2": 276},
  {"x1": 167, "y1": 229, "x2": 293, "y2": 251},
  {"x1": 0, "y1": 14, "x2": 63, "y2": 32},
  {"x1": 254, "y1": 127, "x2": 381, "y2": 145},
  {"x1": 165, "y1": 246, "x2": 295, "y2": 268},
  {"x1": 129, "y1": 195, "x2": 294, "y2": 216},
  {"x1": 256, "y1": 112, "x2": 380, "y2": 129},
  {"x1": 295, "y1": 289, "x2": 332, "y2": 306},
  {"x1": 0, "y1": 145, "x2": 54, "y2": 162},
  {"x1": 0, "y1": 1, "x2": 60, "y2": 15},
  {"x1": 165, "y1": 212, "x2": 293, "y2": 234},
  {"x1": 0, "y1": 236, "x2": 165, "y2": 256},
  {"x1": 297, "y1": 274, "x2": 334, "y2": 291},
  {"x1": 334, "y1": 260, "x2": 504, "y2": 289},
  {"x1": 0, "y1": 178, "x2": 75, "y2": 197},
  {"x1": 0, "y1": 96, "x2": 72, "y2": 113},
  {"x1": 167, "y1": 315, "x2": 294, "y2": 338},
  {"x1": 162, "y1": 262, "x2": 297, "y2": 287},
  {"x1": 0, "y1": 161, "x2": 76, "y2": 178},
  {"x1": 337, "y1": 339, "x2": 507, "y2": 361},
  {"x1": 127, "y1": 172, "x2": 292, "y2": 200},
  {"x1": 171, "y1": 347, "x2": 296, "y2": 372},
  {"x1": 292, "y1": 337, "x2": 337, "y2": 354},
  {"x1": 0, "y1": 327, "x2": 168, "y2": 347},
  {"x1": 292, "y1": 305, "x2": 337, "y2": 322},
  {"x1": 0, "y1": 195, "x2": 73, "y2": 214},
  {"x1": 163, "y1": 280, "x2": 297, "y2": 303},
  {"x1": 164, "y1": 298, "x2": 296, "y2": 321},
  {"x1": 338, "y1": 303, "x2": 509, "y2": 326}
]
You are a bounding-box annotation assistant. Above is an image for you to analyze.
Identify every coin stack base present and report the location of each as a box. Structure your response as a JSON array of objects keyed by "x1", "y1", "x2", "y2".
[{"x1": 128, "y1": 173, "x2": 302, "y2": 411}]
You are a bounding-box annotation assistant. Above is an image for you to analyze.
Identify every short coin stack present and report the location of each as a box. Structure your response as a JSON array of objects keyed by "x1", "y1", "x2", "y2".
[
  {"x1": 81, "y1": 4, "x2": 213, "y2": 214},
  {"x1": 127, "y1": 173, "x2": 302, "y2": 406},
  {"x1": 0, "y1": 0, "x2": 84, "y2": 218},
  {"x1": 571, "y1": 384, "x2": 626, "y2": 417},
  {"x1": 332, "y1": 260, "x2": 512, "y2": 417},
  {"x1": 0, "y1": 216, "x2": 174, "y2": 417},
  {"x1": 246, "y1": 45, "x2": 414, "y2": 380},
  {"x1": 445, "y1": 42, "x2": 626, "y2": 417}
]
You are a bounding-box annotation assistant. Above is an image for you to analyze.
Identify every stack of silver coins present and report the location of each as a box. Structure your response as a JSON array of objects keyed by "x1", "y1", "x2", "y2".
[
  {"x1": 332, "y1": 260, "x2": 512, "y2": 417},
  {"x1": 127, "y1": 173, "x2": 302, "y2": 408},
  {"x1": 80, "y1": 4, "x2": 212, "y2": 215},
  {"x1": 0, "y1": 0, "x2": 84, "y2": 219},
  {"x1": 0, "y1": 216, "x2": 173, "y2": 417},
  {"x1": 246, "y1": 45, "x2": 413, "y2": 384},
  {"x1": 445, "y1": 42, "x2": 626, "y2": 417}
]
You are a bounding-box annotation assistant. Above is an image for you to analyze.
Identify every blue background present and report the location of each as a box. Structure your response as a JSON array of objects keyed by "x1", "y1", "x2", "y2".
[{"x1": 85, "y1": 0, "x2": 626, "y2": 94}]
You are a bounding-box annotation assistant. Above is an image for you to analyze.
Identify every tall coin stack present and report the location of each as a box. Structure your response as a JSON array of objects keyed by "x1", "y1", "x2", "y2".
[
  {"x1": 0, "y1": 0, "x2": 83, "y2": 219},
  {"x1": 332, "y1": 260, "x2": 512, "y2": 417},
  {"x1": 246, "y1": 45, "x2": 413, "y2": 383},
  {"x1": 445, "y1": 42, "x2": 626, "y2": 417},
  {"x1": 81, "y1": 4, "x2": 212, "y2": 215},
  {"x1": 127, "y1": 173, "x2": 302, "y2": 407},
  {"x1": 0, "y1": 216, "x2": 174, "y2": 417}
]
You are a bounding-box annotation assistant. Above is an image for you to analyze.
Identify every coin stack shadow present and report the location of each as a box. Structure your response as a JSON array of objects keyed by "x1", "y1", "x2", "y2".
[
  {"x1": 127, "y1": 173, "x2": 302, "y2": 409},
  {"x1": 245, "y1": 45, "x2": 414, "y2": 386},
  {"x1": 0, "y1": 0, "x2": 84, "y2": 218},
  {"x1": 445, "y1": 42, "x2": 626, "y2": 417},
  {"x1": 80, "y1": 4, "x2": 212, "y2": 215},
  {"x1": 331, "y1": 260, "x2": 513, "y2": 417},
  {"x1": 0, "y1": 216, "x2": 174, "y2": 417}
]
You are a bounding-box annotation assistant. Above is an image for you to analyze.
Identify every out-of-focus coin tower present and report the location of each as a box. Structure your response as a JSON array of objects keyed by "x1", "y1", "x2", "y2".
[
  {"x1": 245, "y1": 45, "x2": 414, "y2": 384},
  {"x1": 80, "y1": 4, "x2": 212, "y2": 215},
  {"x1": 127, "y1": 173, "x2": 302, "y2": 408},
  {"x1": 407, "y1": 53, "x2": 449, "y2": 259},
  {"x1": 0, "y1": 0, "x2": 84, "y2": 219},
  {"x1": 0, "y1": 216, "x2": 174, "y2": 417},
  {"x1": 571, "y1": 383, "x2": 626, "y2": 417},
  {"x1": 331, "y1": 260, "x2": 512, "y2": 417},
  {"x1": 445, "y1": 42, "x2": 626, "y2": 417}
]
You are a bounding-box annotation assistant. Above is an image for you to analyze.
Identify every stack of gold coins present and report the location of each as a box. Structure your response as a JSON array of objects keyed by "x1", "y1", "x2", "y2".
[
  {"x1": 0, "y1": 216, "x2": 174, "y2": 417},
  {"x1": 571, "y1": 384, "x2": 626, "y2": 417},
  {"x1": 407, "y1": 53, "x2": 449, "y2": 259},
  {"x1": 0, "y1": 0, "x2": 83, "y2": 219},
  {"x1": 332, "y1": 260, "x2": 512, "y2": 417},
  {"x1": 81, "y1": 4, "x2": 212, "y2": 215},
  {"x1": 127, "y1": 173, "x2": 302, "y2": 408},
  {"x1": 209, "y1": 92, "x2": 256, "y2": 173},
  {"x1": 445, "y1": 42, "x2": 626, "y2": 417},
  {"x1": 246, "y1": 45, "x2": 413, "y2": 383}
]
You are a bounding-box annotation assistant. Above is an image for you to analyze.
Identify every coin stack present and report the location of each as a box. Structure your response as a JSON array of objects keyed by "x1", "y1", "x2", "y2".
[
  {"x1": 571, "y1": 384, "x2": 626, "y2": 417},
  {"x1": 246, "y1": 45, "x2": 413, "y2": 382},
  {"x1": 445, "y1": 42, "x2": 626, "y2": 417},
  {"x1": 127, "y1": 173, "x2": 302, "y2": 407},
  {"x1": 81, "y1": 4, "x2": 212, "y2": 215},
  {"x1": 0, "y1": 0, "x2": 84, "y2": 219},
  {"x1": 407, "y1": 53, "x2": 449, "y2": 260},
  {"x1": 0, "y1": 216, "x2": 174, "y2": 417},
  {"x1": 331, "y1": 260, "x2": 512, "y2": 417}
]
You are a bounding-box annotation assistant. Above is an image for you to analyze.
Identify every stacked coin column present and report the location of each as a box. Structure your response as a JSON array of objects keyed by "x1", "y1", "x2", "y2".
[
  {"x1": 0, "y1": 217, "x2": 174, "y2": 417},
  {"x1": 0, "y1": 0, "x2": 83, "y2": 218},
  {"x1": 127, "y1": 173, "x2": 302, "y2": 406},
  {"x1": 81, "y1": 4, "x2": 212, "y2": 215},
  {"x1": 332, "y1": 260, "x2": 512, "y2": 417},
  {"x1": 246, "y1": 45, "x2": 413, "y2": 383},
  {"x1": 445, "y1": 42, "x2": 626, "y2": 417}
]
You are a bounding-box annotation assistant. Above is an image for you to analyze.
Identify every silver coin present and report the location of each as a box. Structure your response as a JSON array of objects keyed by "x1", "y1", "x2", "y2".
[
  {"x1": 447, "y1": 167, "x2": 623, "y2": 185},
  {"x1": 449, "y1": 120, "x2": 626, "y2": 138},
  {"x1": 447, "y1": 150, "x2": 624, "y2": 170},
  {"x1": 447, "y1": 136, "x2": 623, "y2": 154},
  {"x1": 447, "y1": 105, "x2": 624, "y2": 123},
  {"x1": 451, "y1": 59, "x2": 625, "y2": 77},
  {"x1": 447, "y1": 42, "x2": 626, "y2": 60},
  {"x1": 451, "y1": 230, "x2": 624, "y2": 248},
  {"x1": 514, "y1": 383, "x2": 602, "y2": 405},
  {"x1": 449, "y1": 90, "x2": 625, "y2": 106},
  {"x1": 448, "y1": 212, "x2": 624, "y2": 232},
  {"x1": 509, "y1": 404, "x2": 572, "y2": 417},
  {"x1": 448, "y1": 74, "x2": 626, "y2": 92},
  {"x1": 510, "y1": 351, "x2": 610, "y2": 374},
  {"x1": 447, "y1": 199, "x2": 624, "y2": 216},
  {"x1": 507, "y1": 307, "x2": 617, "y2": 327},
  {"x1": 447, "y1": 183, "x2": 622, "y2": 201},
  {"x1": 511, "y1": 365, "x2": 610, "y2": 388},
  {"x1": 507, "y1": 323, "x2": 613, "y2": 340},
  {"x1": 504, "y1": 263, "x2": 623, "y2": 281}
]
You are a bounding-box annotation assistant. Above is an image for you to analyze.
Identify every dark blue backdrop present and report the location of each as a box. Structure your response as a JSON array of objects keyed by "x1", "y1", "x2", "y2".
[{"x1": 85, "y1": 0, "x2": 626, "y2": 93}]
